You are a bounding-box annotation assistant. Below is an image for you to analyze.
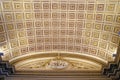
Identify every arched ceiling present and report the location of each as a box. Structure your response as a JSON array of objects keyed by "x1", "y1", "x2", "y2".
[{"x1": 0, "y1": 0, "x2": 120, "y2": 71}]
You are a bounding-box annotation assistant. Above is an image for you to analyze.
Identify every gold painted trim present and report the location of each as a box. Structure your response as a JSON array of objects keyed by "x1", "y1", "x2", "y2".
[{"x1": 10, "y1": 52, "x2": 107, "y2": 66}]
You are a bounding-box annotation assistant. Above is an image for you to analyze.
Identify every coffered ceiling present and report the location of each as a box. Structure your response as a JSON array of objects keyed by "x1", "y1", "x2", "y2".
[{"x1": 0, "y1": 0, "x2": 120, "y2": 71}]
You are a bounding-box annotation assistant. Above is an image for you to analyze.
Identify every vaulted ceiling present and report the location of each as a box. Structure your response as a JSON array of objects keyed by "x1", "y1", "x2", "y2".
[{"x1": 0, "y1": 0, "x2": 120, "y2": 72}]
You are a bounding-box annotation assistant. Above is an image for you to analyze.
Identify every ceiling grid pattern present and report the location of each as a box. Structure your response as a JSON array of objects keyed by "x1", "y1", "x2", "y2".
[{"x1": 0, "y1": 0, "x2": 120, "y2": 62}]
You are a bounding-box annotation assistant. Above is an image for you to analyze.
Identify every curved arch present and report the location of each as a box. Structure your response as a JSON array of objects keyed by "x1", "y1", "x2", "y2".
[
  {"x1": 10, "y1": 52, "x2": 107, "y2": 66},
  {"x1": 10, "y1": 52, "x2": 107, "y2": 71},
  {"x1": 9, "y1": 52, "x2": 108, "y2": 73}
]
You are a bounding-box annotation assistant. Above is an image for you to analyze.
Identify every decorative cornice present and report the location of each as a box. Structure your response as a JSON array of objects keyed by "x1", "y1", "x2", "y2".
[
  {"x1": 103, "y1": 60, "x2": 120, "y2": 80},
  {"x1": 0, "y1": 55, "x2": 15, "y2": 77}
]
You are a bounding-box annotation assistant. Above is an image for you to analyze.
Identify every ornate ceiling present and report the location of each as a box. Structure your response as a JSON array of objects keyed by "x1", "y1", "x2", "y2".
[{"x1": 0, "y1": 0, "x2": 120, "y2": 72}]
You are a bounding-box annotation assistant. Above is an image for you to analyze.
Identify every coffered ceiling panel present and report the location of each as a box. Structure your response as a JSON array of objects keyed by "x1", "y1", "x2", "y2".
[{"x1": 0, "y1": 0, "x2": 120, "y2": 64}]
